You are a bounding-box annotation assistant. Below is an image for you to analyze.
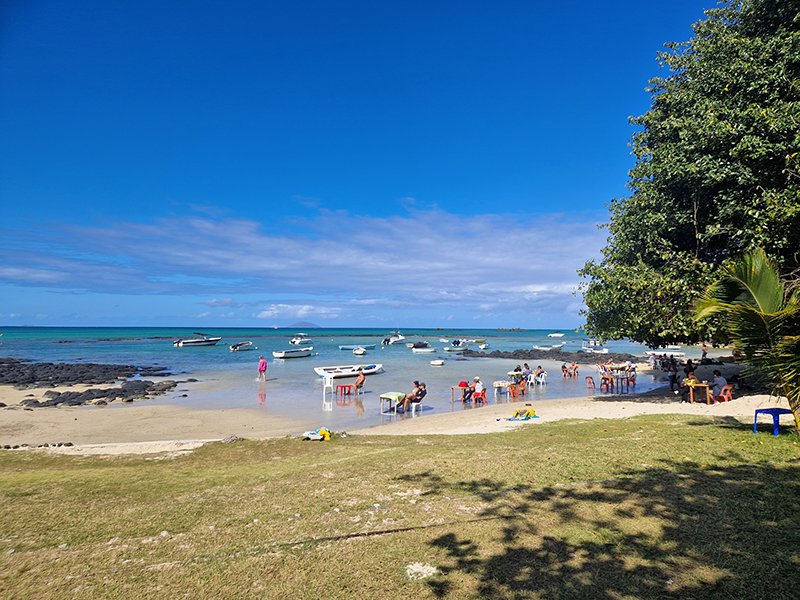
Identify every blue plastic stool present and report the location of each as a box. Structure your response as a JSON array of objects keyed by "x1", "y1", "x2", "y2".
[{"x1": 753, "y1": 408, "x2": 793, "y2": 436}]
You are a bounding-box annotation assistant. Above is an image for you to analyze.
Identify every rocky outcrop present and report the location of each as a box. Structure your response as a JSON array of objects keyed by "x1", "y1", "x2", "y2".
[
  {"x1": 0, "y1": 357, "x2": 171, "y2": 387},
  {"x1": 18, "y1": 380, "x2": 179, "y2": 408},
  {"x1": 1, "y1": 357, "x2": 180, "y2": 408}
]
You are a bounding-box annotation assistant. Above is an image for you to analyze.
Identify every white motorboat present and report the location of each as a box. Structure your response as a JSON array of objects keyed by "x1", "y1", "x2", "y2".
[
  {"x1": 430, "y1": 360, "x2": 444, "y2": 366},
  {"x1": 173, "y1": 333, "x2": 222, "y2": 347},
  {"x1": 230, "y1": 341, "x2": 253, "y2": 352},
  {"x1": 314, "y1": 364, "x2": 384, "y2": 378},
  {"x1": 273, "y1": 346, "x2": 314, "y2": 359},
  {"x1": 443, "y1": 346, "x2": 465, "y2": 352},
  {"x1": 533, "y1": 342, "x2": 565, "y2": 351},
  {"x1": 547, "y1": 332, "x2": 565, "y2": 338},
  {"x1": 478, "y1": 343, "x2": 490, "y2": 350},
  {"x1": 406, "y1": 341, "x2": 429, "y2": 348},
  {"x1": 290, "y1": 333, "x2": 313, "y2": 345},
  {"x1": 581, "y1": 339, "x2": 609, "y2": 354},
  {"x1": 412, "y1": 347, "x2": 437, "y2": 354},
  {"x1": 353, "y1": 347, "x2": 367, "y2": 356},
  {"x1": 339, "y1": 344, "x2": 377, "y2": 350},
  {"x1": 382, "y1": 331, "x2": 406, "y2": 345}
]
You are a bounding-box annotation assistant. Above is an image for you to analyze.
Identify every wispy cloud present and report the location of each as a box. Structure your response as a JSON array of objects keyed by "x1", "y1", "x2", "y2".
[{"x1": 0, "y1": 209, "x2": 607, "y2": 325}]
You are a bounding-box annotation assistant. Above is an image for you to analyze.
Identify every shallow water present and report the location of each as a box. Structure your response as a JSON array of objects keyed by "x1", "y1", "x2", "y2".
[{"x1": 0, "y1": 327, "x2": 686, "y2": 432}]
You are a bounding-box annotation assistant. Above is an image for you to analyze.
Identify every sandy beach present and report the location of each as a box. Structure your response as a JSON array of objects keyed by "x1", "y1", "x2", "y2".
[{"x1": 0, "y1": 362, "x2": 792, "y2": 454}]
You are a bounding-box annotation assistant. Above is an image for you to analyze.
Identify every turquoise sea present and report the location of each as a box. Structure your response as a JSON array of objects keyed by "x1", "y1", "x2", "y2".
[{"x1": 0, "y1": 327, "x2": 695, "y2": 433}]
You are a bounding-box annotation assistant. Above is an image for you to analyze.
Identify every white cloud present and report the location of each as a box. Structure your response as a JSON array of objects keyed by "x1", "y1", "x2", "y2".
[{"x1": 1, "y1": 209, "x2": 607, "y2": 325}]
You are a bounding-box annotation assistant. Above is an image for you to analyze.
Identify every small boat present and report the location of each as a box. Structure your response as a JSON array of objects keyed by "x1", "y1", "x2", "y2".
[
  {"x1": 412, "y1": 347, "x2": 437, "y2": 354},
  {"x1": 314, "y1": 364, "x2": 384, "y2": 378},
  {"x1": 382, "y1": 331, "x2": 405, "y2": 345},
  {"x1": 547, "y1": 332, "x2": 565, "y2": 338},
  {"x1": 290, "y1": 333, "x2": 313, "y2": 345},
  {"x1": 338, "y1": 344, "x2": 377, "y2": 350},
  {"x1": 581, "y1": 339, "x2": 609, "y2": 354},
  {"x1": 353, "y1": 347, "x2": 367, "y2": 356},
  {"x1": 470, "y1": 339, "x2": 486, "y2": 343},
  {"x1": 430, "y1": 360, "x2": 444, "y2": 366},
  {"x1": 173, "y1": 333, "x2": 222, "y2": 347},
  {"x1": 443, "y1": 346, "x2": 465, "y2": 352},
  {"x1": 406, "y1": 341, "x2": 429, "y2": 348},
  {"x1": 230, "y1": 341, "x2": 253, "y2": 352},
  {"x1": 478, "y1": 343, "x2": 490, "y2": 350},
  {"x1": 273, "y1": 346, "x2": 314, "y2": 359},
  {"x1": 439, "y1": 338, "x2": 449, "y2": 343},
  {"x1": 449, "y1": 339, "x2": 469, "y2": 348},
  {"x1": 665, "y1": 344, "x2": 682, "y2": 350},
  {"x1": 533, "y1": 343, "x2": 564, "y2": 351}
]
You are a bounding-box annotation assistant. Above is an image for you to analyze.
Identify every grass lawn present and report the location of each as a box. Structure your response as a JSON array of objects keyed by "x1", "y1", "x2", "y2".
[{"x1": 1, "y1": 413, "x2": 799, "y2": 599}]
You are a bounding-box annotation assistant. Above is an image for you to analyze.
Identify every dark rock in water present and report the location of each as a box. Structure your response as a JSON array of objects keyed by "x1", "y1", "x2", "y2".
[
  {"x1": 0, "y1": 357, "x2": 180, "y2": 408},
  {"x1": 459, "y1": 349, "x2": 640, "y2": 364},
  {"x1": 0, "y1": 402, "x2": 5, "y2": 408}
]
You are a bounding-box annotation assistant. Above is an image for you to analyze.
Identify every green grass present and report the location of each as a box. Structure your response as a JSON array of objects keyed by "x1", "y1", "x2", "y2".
[{"x1": 1, "y1": 414, "x2": 799, "y2": 599}]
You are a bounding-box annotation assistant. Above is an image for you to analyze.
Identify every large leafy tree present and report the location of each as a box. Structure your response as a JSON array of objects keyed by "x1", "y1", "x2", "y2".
[
  {"x1": 694, "y1": 248, "x2": 800, "y2": 429},
  {"x1": 579, "y1": 0, "x2": 800, "y2": 348}
]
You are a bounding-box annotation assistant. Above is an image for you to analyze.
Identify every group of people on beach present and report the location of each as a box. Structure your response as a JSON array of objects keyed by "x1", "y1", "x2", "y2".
[{"x1": 561, "y1": 362, "x2": 579, "y2": 378}]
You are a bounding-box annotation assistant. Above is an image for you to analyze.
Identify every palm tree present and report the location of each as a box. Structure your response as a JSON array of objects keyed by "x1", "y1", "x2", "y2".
[{"x1": 694, "y1": 248, "x2": 800, "y2": 430}]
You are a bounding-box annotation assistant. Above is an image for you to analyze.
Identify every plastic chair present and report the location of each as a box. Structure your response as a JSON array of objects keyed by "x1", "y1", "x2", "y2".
[
  {"x1": 506, "y1": 384, "x2": 520, "y2": 400},
  {"x1": 717, "y1": 384, "x2": 733, "y2": 402},
  {"x1": 473, "y1": 389, "x2": 487, "y2": 405}
]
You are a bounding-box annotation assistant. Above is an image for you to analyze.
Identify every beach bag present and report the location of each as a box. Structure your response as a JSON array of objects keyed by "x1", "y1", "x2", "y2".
[{"x1": 458, "y1": 381, "x2": 468, "y2": 387}]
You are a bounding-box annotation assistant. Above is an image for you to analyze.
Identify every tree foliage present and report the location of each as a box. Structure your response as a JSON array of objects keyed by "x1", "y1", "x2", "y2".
[
  {"x1": 579, "y1": 0, "x2": 800, "y2": 348},
  {"x1": 694, "y1": 247, "x2": 800, "y2": 428}
]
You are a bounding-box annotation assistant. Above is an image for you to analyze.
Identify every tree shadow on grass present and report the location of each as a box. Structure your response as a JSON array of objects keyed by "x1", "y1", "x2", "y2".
[{"x1": 425, "y1": 463, "x2": 800, "y2": 599}]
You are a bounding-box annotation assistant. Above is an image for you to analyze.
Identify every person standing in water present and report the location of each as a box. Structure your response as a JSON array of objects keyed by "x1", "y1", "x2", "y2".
[{"x1": 257, "y1": 355, "x2": 267, "y2": 381}]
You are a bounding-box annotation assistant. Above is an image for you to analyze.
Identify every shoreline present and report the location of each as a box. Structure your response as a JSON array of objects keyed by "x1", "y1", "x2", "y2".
[{"x1": 0, "y1": 361, "x2": 791, "y2": 454}]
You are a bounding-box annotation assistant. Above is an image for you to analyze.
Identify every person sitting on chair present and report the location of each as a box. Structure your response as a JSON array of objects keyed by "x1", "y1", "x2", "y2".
[
  {"x1": 462, "y1": 376, "x2": 482, "y2": 401},
  {"x1": 711, "y1": 370, "x2": 727, "y2": 400},
  {"x1": 353, "y1": 368, "x2": 365, "y2": 395},
  {"x1": 675, "y1": 372, "x2": 699, "y2": 403},
  {"x1": 400, "y1": 382, "x2": 426, "y2": 413}
]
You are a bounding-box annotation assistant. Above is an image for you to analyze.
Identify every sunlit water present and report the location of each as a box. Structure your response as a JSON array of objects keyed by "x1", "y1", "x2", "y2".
[{"x1": 0, "y1": 327, "x2": 695, "y2": 432}]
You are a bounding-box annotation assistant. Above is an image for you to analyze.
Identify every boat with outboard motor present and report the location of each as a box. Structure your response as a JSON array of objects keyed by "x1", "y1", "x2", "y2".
[
  {"x1": 230, "y1": 341, "x2": 253, "y2": 352},
  {"x1": 273, "y1": 346, "x2": 314, "y2": 359},
  {"x1": 581, "y1": 339, "x2": 609, "y2": 354},
  {"x1": 173, "y1": 333, "x2": 222, "y2": 347},
  {"x1": 339, "y1": 344, "x2": 377, "y2": 350},
  {"x1": 290, "y1": 333, "x2": 313, "y2": 345},
  {"x1": 382, "y1": 331, "x2": 405, "y2": 345}
]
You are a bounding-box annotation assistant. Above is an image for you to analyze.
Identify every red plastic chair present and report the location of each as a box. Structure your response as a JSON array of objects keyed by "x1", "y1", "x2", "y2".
[
  {"x1": 473, "y1": 389, "x2": 487, "y2": 405},
  {"x1": 717, "y1": 384, "x2": 733, "y2": 402}
]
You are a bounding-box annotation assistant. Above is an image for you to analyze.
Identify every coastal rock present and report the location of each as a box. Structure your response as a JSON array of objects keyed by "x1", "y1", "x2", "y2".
[
  {"x1": 0, "y1": 358, "x2": 171, "y2": 386},
  {"x1": 222, "y1": 435, "x2": 244, "y2": 443}
]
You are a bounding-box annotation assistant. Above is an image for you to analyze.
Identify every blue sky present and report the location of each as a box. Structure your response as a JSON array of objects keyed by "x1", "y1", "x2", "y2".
[{"x1": 1, "y1": 0, "x2": 711, "y2": 328}]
